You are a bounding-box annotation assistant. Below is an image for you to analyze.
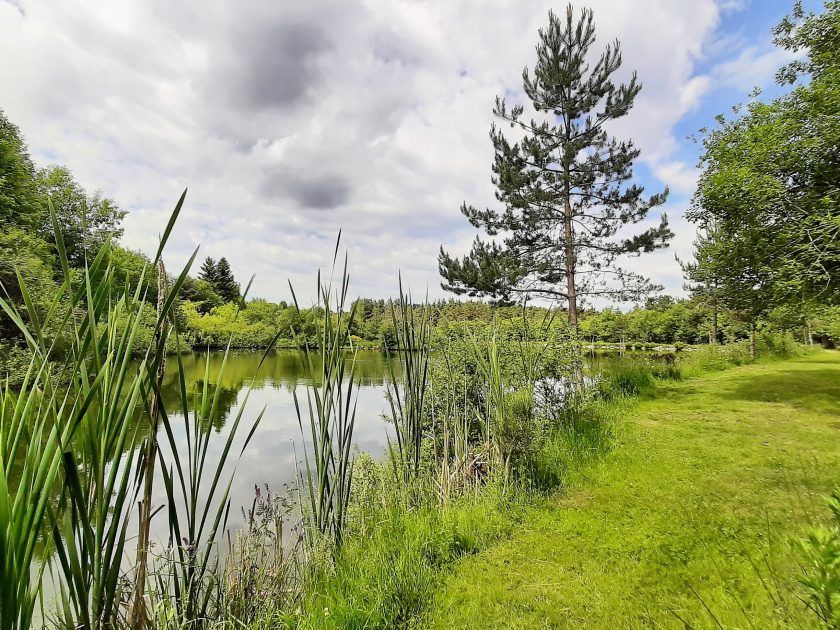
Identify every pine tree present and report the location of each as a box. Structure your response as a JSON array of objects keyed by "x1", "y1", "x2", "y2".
[
  {"x1": 198, "y1": 256, "x2": 218, "y2": 286},
  {"x1": 438, "y1": 5, "x2": 671, "y2": 328},
  {"x1": 214, "y1": 257, "x2": 241, "y2": 304}
]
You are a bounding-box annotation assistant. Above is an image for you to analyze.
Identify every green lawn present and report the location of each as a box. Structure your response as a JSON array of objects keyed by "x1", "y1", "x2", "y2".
[{"x1": 423, "y1": 351, "x2": 840, "y2": 628}]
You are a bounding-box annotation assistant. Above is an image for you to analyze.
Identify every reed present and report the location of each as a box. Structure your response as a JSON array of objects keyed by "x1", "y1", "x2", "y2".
[
  {"x1": 470, "y1": 329, "x2": 505, "y2": 470},
  {"x1": 290, "y1": 236, "x2": 358, "y2": 550},
  {"x1": 0, "y1": 264, "x2": 75, "y2": 629},
  {"x1": 0, "y1": 200, "x2": 167, "y2": 629},
  {"x1": 385, "y1": 276, "x2": 431, "y2": 484},
  {"x1": 0, "y1": 193, "x2": 270, "y2": 630}
]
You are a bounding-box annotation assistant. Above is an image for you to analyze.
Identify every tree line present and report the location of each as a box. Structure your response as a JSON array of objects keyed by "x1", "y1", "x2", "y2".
[{"x1": 681, "y1": 2, "x2": 840, "y2": 357}]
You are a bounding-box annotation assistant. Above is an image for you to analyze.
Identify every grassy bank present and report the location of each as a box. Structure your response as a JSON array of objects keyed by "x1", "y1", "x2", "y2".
[
  {"x1": 232, "y1": 339, "x2": 811, "y2": 629},
  {"x1": 421, "y1": 350, "x2": 840, "y2": 628}
]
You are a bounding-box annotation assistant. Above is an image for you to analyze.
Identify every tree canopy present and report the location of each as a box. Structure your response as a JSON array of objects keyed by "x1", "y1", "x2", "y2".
[
  {"x1": 36, "y1": 165, "x2": 126, "y2": 267},
  {"x1": 0, "y1": 110, "x2": 43, "y2": 231}
]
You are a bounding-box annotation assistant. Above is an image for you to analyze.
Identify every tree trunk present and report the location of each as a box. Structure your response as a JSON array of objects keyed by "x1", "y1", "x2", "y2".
[
  {"x1": 130, "y1": 260, "x2": 169, "y2": 629},
  {"x1": 750, "y1": 324, "x2": 756, "y2": 361},
  {"x1": 711, "y1": 301, "x2": 718, "y2": 345},
  {"x1": 563, "y1": 173, "x2": 577, "y2": 329}
]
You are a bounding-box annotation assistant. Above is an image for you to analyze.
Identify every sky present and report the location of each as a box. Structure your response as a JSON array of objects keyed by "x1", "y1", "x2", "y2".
[{"x1": 0, "y1": 0, "x2": 816, "y2": 307}]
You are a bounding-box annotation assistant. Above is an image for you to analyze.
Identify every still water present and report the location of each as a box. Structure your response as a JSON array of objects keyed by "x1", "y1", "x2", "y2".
[{"x1": 149, "y1": 349, "x2": 401, "y2": 540}]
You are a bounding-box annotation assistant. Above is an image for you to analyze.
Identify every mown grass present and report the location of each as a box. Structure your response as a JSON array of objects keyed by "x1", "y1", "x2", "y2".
[{"x1": 421, "y1": 350, "x2": 840, "y2": 628}]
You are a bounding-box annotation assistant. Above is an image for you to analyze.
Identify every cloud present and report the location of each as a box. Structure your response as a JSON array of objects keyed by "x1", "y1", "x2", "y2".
[
  {"x1": 711, "y1": 44, "x2": 796, "y2": 90},
  {"x1": 219, "y1": 22, "x2": 330, "y2": 112},
  {"x1": 285, "y1": 175, "x2": 352, "y2": 210},
  {"x1": 651, "y1": 160, "x2": 700, "y2": 197},
  {"x1": 0, "y1": 0, "x2": 781, "y2": 304}
]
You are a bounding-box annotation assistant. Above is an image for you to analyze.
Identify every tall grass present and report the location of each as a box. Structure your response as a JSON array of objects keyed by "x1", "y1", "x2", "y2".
[
  {"x1": 0, "y1": 201, "x2": 174, "y2": 629},
  {"x1": 470, "y1": 330, "x2": 504, "y2": 470},
  {"x1": 0, "y1": 193, "x2": 270, "y2": 630},
  {"x1": 0, "y1": 295, "x2": 74, "y2": 629},
  {"x1": 386, "y1": 278, "x2": 431, "y2": 484},
  {"x1": 291, "y1": 237, "x2": 358, "y2": 550},
  {"x1": 429, "y1": 341, "x2": 475, "y2": 501}
]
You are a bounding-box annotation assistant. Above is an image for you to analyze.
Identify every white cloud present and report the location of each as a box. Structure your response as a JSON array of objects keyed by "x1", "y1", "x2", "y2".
[
  {"x1": 0, "y1": 0, "x2": 773, "y2": 304},
  {"x1": 711, "y1": 44, "x2": 796, "y2": 90},
  {"x1": 651, "y1": 160, "x2": 700, "y2": 198}
]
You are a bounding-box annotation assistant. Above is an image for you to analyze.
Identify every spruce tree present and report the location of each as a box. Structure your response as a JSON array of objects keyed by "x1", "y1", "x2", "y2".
[
  {"x1": 439, "y1": 5, "x2": 672, "y2": 328},
  {"x1": 214, "y1": 257, "x2": 241, "y2": 304},
  {"x1": 198, "y1": 256, "x2": 218, "y2": 286}
]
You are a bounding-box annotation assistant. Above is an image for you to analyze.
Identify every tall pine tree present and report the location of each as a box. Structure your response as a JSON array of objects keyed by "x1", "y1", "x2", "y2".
[
  {"x1": 439, "y1": 5, "x2": 671, "y2": 328},
  {"x1": 214, "y1": 257, "x2": 241, "y2": 304}
]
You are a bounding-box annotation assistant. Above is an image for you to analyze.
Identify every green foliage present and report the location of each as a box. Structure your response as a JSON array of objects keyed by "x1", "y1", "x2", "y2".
[
  {"x1": 798, "y1": 489, "x2": 840, "y2": 629},
  {"x1": 108, "y1": 245, "x2": 157, "y2": 302},
  {"x1": 439, "y1": 5, "x2": 670, "y2": 324},
  {"x1": 0, "y1": 227, "x2": 56, "y2": 342},
  {"x1": 36, "y1": 165, "x2": 126, "y2": 267},
  {"x1": 179, "y1": 276, "x2": 222, "y2": 314},
  {"x1": 812, "y1": 306, "x2": 840, "y2": 347},
  {"x1": 688, "y1": 1, "x2": 840, "y2": 323},
  {"x1": 580, "y1": 298, "x2": 731, "y2": 345},
  {"x1": 0, "y1": 108, "x2": 42, "y2": 231}
]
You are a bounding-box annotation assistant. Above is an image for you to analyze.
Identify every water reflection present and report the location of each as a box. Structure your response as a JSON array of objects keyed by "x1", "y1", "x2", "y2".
[{"x1": 149, "y1": 350, "x2": 400, "y2": 539}]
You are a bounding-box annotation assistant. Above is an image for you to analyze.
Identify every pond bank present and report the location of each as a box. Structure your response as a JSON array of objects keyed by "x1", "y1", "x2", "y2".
[{"x1": 422, "y1": 351, "x2": 840, "y2": 628}]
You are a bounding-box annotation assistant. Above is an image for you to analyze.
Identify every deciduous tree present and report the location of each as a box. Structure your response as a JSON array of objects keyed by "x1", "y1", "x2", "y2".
[
  {"x1": 36, "y1": 165, "x2": 125, "y2": 267},
  {"x1": 0, "y1": 109, "x2": 42, "y2": 231}
]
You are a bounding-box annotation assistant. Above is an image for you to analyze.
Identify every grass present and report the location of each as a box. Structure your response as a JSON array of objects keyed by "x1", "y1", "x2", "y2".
[{"x1": 422, "y1": 350, "x2": 840, "y2": 628}]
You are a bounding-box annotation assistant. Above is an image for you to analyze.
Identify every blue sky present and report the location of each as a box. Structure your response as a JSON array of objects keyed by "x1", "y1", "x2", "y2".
[
  {"x1": 672, "y1": 0, "x2": 812, "y2": 161},
  {"x1": 0, "y1": 0, "x2": 817, "y2": 306}
]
